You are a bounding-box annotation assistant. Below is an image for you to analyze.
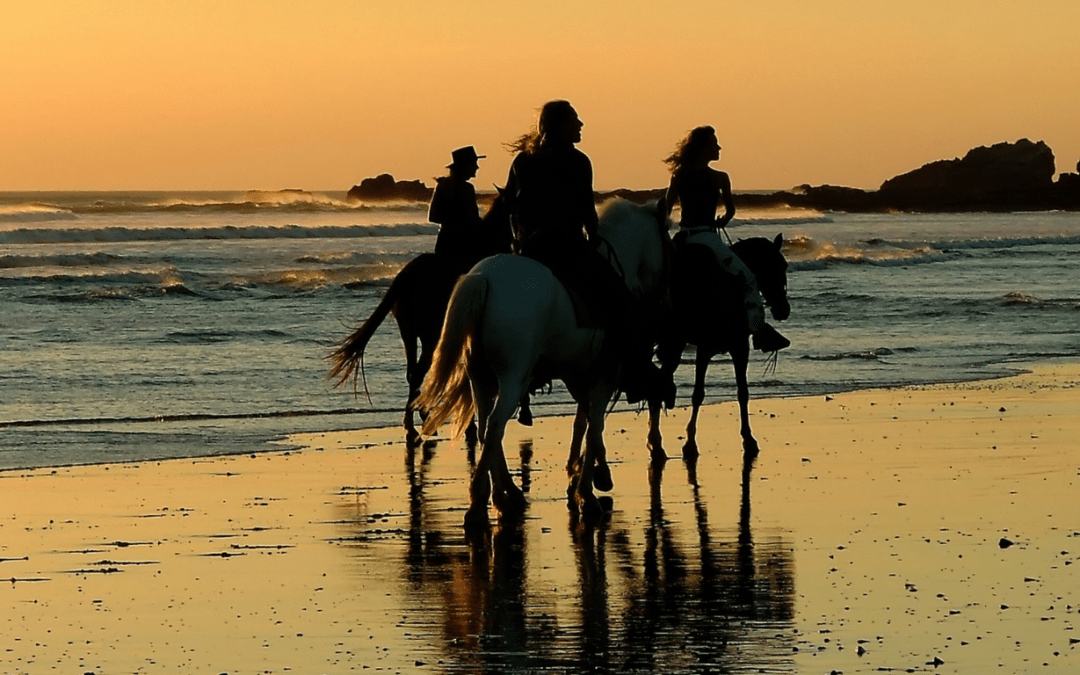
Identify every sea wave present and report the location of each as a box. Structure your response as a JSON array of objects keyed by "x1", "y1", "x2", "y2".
[
  {"x1": 0, "y1": 251, "x2": 124, "y2": 269},
  {"x1": 0, "y1": 223, "x2": 439, "y2": 245},
  {"x1": 0, "y1": 190, "x2": 431, "y2": 218},
  {"x1": 0, "y1": 203, "x2": 79, "y2": 223},
  {"x1": 785, "y1": 235, "x2": 948, "y2": 270}
]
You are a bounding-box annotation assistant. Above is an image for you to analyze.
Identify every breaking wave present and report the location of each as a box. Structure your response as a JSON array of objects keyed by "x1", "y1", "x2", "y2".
[{"x1": 0, "y1": 223, "x2": 438, "y2": 245}]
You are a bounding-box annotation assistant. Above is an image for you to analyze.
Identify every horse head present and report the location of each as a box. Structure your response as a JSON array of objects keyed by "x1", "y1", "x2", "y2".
[
  {"x1": 480, "y1": 186, "x2": 514, "y2": 256},
  {"x1": 733, "y1": 233, "x2": 790, "y2": 322}
]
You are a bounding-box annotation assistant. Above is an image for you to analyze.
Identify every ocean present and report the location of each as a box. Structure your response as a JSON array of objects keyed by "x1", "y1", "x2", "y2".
[{"x1": 2, "y1": 190, "x2": 1078, "y2": 470}]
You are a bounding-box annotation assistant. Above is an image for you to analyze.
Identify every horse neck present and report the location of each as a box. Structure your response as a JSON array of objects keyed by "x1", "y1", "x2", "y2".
[
  {"x1": 731, "y1": 239, "x2": 765, "y2": 276},
  {"x1": 599, "y1": 207, "x2": 665, "y2": 296}
]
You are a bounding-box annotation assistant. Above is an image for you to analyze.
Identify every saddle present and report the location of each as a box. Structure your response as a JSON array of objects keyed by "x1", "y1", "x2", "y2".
[{"x1": 669, "y1": 235, "x2": 748, "y2": 346}]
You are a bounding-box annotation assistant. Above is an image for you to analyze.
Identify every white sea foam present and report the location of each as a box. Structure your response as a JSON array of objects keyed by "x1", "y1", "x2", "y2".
[{"x1": 0, "y1": 223, "x2": 439, "y2": 245}]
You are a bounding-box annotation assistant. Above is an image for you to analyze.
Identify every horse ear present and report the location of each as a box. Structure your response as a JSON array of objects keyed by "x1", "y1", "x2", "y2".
[{"x1": 773, "y1": 233, "x2": 784, "y2": 250}]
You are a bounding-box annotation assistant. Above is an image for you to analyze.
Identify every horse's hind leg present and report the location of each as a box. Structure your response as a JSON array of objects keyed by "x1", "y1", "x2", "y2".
[
  {"x1": 566, "y1": 403, "x2": 589, "y2": 505},
  {"x1": 731, "y1": 342, "x2": 758, "y2": 458},
  {"x1": 402, "y1": 329, "x2": 422, "y2": 445},
  {"x1": 683, "y1": 351, "x2": 710, "y2": 460},
  {"x1": 485, "y1": 379, "x2": 528, "y2": 520}
]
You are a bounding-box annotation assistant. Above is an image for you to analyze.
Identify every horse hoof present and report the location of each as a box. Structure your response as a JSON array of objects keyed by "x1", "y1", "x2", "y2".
[
  {"x1": 462, "y1": 505, "x2": 489, "y2": 530},
  {"x1": 517, "y1": 407, "x2": 533, "y2": 427},
  {"x1": 649, "y1": 445, "x2": 668, "y2": 464},
  {"x1": 578, "y1": 494, "x2": 604, "y2": 523},
  {"x1": 464, "y1": 424, "x2": 479, "y2": 447},
  {"x1": 493, "y1": 486, "x2": 527, "y2": 518},
  {"x1": 682, "y1": 439, "x2": 699, "y2": 461},
  {"x1": 593, "y1": 462, "x2": 614, "y2": 492}
]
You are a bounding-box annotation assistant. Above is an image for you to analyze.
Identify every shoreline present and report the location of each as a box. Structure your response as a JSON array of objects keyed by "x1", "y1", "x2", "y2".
[
  {"x1": 3, "y1": 362, "x2": 1078, "y2": 673},
  {"x1": 0, "y1": 361, "x2": 1040, "y2": 475}
]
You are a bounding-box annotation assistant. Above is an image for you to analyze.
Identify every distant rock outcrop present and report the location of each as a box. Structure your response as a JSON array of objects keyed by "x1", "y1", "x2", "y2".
[
  {"x1": 346, "y1": 174, "x2": 433, "y2": 203},
  {"x1": 877, "y1": 139, "x2": 1057, "y2": 211}
]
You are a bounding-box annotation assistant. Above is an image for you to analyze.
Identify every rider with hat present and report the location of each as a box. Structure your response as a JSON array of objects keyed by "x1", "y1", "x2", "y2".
[{"x1": 428, "y1": 145, "x2": 486, "y2": 274}]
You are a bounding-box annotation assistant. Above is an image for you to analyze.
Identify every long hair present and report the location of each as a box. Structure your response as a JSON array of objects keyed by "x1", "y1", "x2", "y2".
[
  {"x1": 663, "y1": 125, "x2": 717, "y2": 174},
  {"x1": 504, "y1": 100, "x2": 576, "y2": 154}
]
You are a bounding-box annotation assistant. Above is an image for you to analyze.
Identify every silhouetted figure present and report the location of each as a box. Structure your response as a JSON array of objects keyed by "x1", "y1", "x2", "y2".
[
  {"x1": 504, "y1": 100, "x2": 671, "y2": 403},
  {"x1": 664, "y1": 126, "x2": 789, "y2": 353},
  {"x1": 429, "y1": 146, "x2": 486, "y2": 274}
]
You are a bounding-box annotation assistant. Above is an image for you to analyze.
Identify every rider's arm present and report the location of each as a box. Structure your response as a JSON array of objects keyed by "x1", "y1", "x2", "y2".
[
  {"x1": 664, "y1": 173, "x2": 680, "y2": 217},
  {"x1": 579, "y1": 154, "x2": 600, "y2": 241},
  {"x1": 716, "y1": 170, "x2": 736, "y2": 229}
]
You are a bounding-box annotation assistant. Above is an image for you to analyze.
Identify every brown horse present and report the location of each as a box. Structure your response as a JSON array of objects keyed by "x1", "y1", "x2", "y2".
[
  {"x1": 646, "y1": 234, "x2": 790, "y2": 460},
  {"x1": 328, "y1": 195, "x2": 515, "y2": 444}
]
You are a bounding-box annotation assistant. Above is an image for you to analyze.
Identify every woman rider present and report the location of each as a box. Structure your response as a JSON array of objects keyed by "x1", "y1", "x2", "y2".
[
  {"x1": 663, "y1": 125, "x2": 789, "y2": 352},
  {"x1": 503, "y1": 100, "x2": 671, "y2": 404}
]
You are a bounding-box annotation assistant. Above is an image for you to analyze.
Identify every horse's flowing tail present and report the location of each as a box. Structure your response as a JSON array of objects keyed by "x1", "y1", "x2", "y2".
[
  {"x1": 416, "y1": 273, "x2": 485, "y2": 439},
  {"x1": 327, "y1": 263, "x2": 410, "y2": 392}
]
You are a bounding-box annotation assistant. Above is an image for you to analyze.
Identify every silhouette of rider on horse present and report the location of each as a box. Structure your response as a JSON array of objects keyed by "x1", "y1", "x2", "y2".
[
  {"x1": 503, "y1": 100, "x2": 672, "y2": 404},
  {"x1": 428, "y1": 145, "x2": 488, "y2": 274},
  {"x1": 663, "y1": 125, "x2": 790, "y2": 353}
]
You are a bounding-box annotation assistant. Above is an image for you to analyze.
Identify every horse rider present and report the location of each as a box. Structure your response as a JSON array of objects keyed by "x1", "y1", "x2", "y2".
[
  {"x1": 428, "y1": 145, "x2": 486, "y2": 274},
  {"x1": 663, "y1": 125, "x2": 790, "y2": 353},
  {"x1": 503, "y1": 99, "x2": 673, "y2": 404}
]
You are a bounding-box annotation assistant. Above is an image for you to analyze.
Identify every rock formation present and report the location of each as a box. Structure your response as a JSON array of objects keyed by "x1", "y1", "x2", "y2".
[
  {"x1": 346, "y1": 174, "x2": 433, "y2": 203},
  {"x1": 876, "y1": 139, "x2": 1057, "y2": 211}
]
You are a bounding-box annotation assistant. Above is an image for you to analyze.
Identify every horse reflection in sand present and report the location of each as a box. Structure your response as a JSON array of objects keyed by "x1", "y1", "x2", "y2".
[
  {"x1": 416, "y1": 199, "x2": 669, "y2": 525},
  {"x1": 647, "y1": 234, "x2": 791, "y2": 460},
  {"x1": 328, "y1": 194, "x2": 519, "y2": 445},
  {"x1": 335, "y1": 441, "x2": 796, "y2": 673}
]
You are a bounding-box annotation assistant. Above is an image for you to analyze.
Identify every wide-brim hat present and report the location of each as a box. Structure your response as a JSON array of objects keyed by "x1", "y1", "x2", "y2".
[{"x1": 447, "y1": 146, "x2": 485, "y2": 168}]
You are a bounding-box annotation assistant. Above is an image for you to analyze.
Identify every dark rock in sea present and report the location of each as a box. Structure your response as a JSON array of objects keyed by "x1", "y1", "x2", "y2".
[
  {"x1": 347, "y1": 174, "x2": 433, "y2": 203},
  {"x1": 877, "y1": 139, "x2": 1056, "y2": 211}
]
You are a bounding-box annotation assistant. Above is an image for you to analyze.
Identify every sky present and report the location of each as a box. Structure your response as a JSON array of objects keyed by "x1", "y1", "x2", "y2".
[{"x1": 3, "y1": 0, "x2": 1078, "y2": 192}]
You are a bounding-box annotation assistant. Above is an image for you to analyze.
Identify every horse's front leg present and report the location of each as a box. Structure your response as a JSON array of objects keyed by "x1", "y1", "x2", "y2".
[
  {"x1": 683, "y1": 350, "x2": 710, "y2": 460},
  {"x1": 650, "y1": 339, "x2": 685, "y2": 460},
  {"x1": 731, "y1": 342, "x2": 758, "y2": 458}
]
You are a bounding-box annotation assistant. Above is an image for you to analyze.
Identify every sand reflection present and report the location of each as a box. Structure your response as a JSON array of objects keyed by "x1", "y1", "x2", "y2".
[{"x1": 336, "y1": 440, "x2": 796, "y2": 673}]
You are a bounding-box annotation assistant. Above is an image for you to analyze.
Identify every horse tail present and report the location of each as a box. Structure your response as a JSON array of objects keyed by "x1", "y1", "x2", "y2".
[
  {"x1": 416, "y1": 273, "x2": 485, "y2": 439},
  {"x1": 327, "y1": 258, "x2": 421, "y2": 392}
]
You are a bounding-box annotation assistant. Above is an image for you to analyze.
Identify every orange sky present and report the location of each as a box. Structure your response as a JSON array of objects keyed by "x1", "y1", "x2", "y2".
[{"x1": 3, "y1": 1, "x2": 1078, "y2": 191}]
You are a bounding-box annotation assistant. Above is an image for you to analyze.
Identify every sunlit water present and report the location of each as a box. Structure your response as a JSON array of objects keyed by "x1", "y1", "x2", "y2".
[{"x1": 2, "y1": 191, "x2": 1078, "y2": 469}]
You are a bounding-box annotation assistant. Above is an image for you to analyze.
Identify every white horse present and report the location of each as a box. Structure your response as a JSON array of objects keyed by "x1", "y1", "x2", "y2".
[{"x1": 416, "y1": 199, "x2": 669, "y2": 526}]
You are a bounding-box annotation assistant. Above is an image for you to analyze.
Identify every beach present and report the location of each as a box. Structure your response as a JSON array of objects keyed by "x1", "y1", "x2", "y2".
[{"x1": 2, "y1": 361, "x2": 1077, "y2": 673}]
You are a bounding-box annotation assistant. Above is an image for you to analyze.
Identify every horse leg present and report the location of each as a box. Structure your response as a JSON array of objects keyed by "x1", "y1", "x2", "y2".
[
  {"x1": 463, "y1": 373, "x2": 498, "y2": 528},
  {"x1": 648, "y1": 340, "x2": 683, "y2": 461},
  {"x1": 732, "y1": 342, "x2": 759, "y2": 458},
  {"x1": 566, "y1": 402, "x2": 589, "y2": 506},
  {"x1": 402, "y1": 329, "x2": 421, "y2": 445},
  {"x1": 574, "y1": 387, "x2": 612, "y2": 523},
  {"x1": 517, "y1": 392, "x2": 533, "y2": 426},
  {"x1": 682, "y1": 350, "x2": 710, "y2": 461},
  {"x1": 486, "y1": 378, "x2": 528, "y2": 520}
]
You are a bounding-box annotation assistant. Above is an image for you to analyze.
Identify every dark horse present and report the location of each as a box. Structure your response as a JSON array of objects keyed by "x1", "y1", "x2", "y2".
[
  {"x1": 328, "y1": 195, "x2": 514, "y2": 444},
  {"x1": 646, "y1": 234, "x2": 790, "y2": 461}
]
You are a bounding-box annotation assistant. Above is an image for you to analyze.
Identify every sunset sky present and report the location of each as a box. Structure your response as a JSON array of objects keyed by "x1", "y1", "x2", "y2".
[{"x1": 3, "y1": 1, "x2": 1078, "y2": 192}]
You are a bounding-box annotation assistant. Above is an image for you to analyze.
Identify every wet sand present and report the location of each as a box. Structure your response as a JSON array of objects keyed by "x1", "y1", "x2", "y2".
[{"x1": 2, "y1": 362, "x2": 1078, "y2": 674}]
